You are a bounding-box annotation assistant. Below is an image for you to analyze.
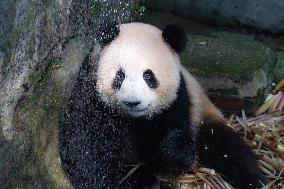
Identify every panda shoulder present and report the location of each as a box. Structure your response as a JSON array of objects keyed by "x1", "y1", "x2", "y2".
[{"x1": 181, "y1": 66, "x2": 224, "y2": 125}]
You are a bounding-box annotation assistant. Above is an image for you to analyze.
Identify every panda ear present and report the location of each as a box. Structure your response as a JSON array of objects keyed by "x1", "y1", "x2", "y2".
[
  {"x1": 96, "y1": 20, "x2": 120, "y2": 47},
  {"x1": 162, "y1": 24, "x2": 187, "y2": 53}
]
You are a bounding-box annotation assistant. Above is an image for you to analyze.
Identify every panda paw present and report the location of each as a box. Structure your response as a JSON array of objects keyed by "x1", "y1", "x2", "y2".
[{"x1": 156, "y1": 129, "x2": 196, "y2": 176}]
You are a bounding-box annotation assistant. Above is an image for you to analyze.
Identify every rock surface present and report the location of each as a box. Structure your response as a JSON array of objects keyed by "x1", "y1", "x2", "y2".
[
  {"x1": 0, "y1": 0, "x2": 139, "y2": 188},
  {"x1": 144, "y1": 11, "x2": 276, "y2": 111},
  {"x1": 273, "y1": 52, "x2": 284, "y2": 82},
  {"x1": 10, "y1": 37, "x2": 92, "y2": 189},
  {"x1": 1, "y1": 34, "x2": 92, "y2": 188},
  {"x1": 146, "y1": 0, "x2": 284, "y2": 33},
  {"x1": 0, "y1": 0, "x2": 281, "y2": 188},
  {"x1": 0, "y1": 0, "x2": 17, "y2": 46}
]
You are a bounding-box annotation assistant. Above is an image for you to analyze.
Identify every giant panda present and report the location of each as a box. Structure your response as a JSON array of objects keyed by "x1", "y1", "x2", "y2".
[{"x1": 59, "y1": 22, "x2": 267, "y2": 189}]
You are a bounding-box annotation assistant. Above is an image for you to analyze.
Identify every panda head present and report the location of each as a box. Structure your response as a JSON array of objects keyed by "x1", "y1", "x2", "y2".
[{"x1": 96, "y1": 22, "x2": 187, "y2": 118}]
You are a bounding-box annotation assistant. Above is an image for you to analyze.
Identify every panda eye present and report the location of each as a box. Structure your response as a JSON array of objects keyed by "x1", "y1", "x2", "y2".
[
  {"x1": 143, "y1": 69, "x2": 159, "y2": 89},
  {"x1": 143, "y1": 73, "x2": 152, "y2": 80},
  {"x1": 112, "y1": 68, "x2": 125, "y2": 90}
]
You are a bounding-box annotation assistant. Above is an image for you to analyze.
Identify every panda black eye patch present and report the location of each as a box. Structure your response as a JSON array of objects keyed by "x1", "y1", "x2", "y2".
[
  {"x1": 112, "y1": 68, "x2": 125, "y2": 90},
  {"x1": 143, "y1": 69, "x2": 159, "y2": 89}
]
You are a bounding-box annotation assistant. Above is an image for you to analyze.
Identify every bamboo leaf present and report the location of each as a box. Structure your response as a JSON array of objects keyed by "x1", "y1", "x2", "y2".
[
  {"x1": 255, "y1": 95, "x2": 276, "y2": 116},
  {"x1": 118, "y1": 164, "x2": 141, "y2": 185},
  {"x1": 260, "y1": 180, "x2": 276, "y2": 189}
]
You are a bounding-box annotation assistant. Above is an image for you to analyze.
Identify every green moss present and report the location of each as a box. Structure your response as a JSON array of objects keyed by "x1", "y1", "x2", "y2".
[
  {"x1": 36, "y1": 61, "x2": 64, "y2": 88},
  {"x1": 28, "y1": 73, "x2": 36, "y2": 83},
  {"x1": 22, "y1": 94, "x2": 37, "y2": 111},
  {"x1": 36, "y1": 69, "x2": 52, "y2": 88},
  {"x1": 181, "y1": 33, "x2": 271, "y2": 82}
]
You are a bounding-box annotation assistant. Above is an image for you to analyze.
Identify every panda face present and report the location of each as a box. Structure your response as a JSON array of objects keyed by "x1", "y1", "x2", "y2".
[
  {"x1": 112, "y1": 67, "x2": 159, "y2": 117},
  {"x1": 96, "y1": 23, "x2": 181, "y2": 118}
]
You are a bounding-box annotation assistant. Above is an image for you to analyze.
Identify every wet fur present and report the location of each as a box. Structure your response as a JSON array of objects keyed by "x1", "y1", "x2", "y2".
[
  {"x1": 59, "y1": 55, "x2": 266, "y2": 189},
  {"x1": 59, "y1": 23, "x2": 266, "y2": 189},
  {"x1": 198, "y1": 119, "x2": 267, "y2": 188},
  {"x1": 59, "y1": 54, "x2": 135, "y2": 189},
  {"x1": 59, "y1": 56, "x2": 196, "y2": 188}
]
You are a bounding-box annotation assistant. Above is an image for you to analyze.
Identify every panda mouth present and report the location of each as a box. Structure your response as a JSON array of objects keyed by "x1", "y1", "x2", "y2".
[
  {"x1": 123, "y1": 107, "x2": 151, "y2": 117},
  {"x1": 129, "y1": 108, "x2": 147, "y2": 112},
  {"x1": 120, "y1": 103, "x2": 149, "y2": 115}
]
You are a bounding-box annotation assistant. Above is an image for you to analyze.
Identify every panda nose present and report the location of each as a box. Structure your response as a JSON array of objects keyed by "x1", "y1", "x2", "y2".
[{"x1": 123, "y1": 101, "x2": 141, "y2": 108}]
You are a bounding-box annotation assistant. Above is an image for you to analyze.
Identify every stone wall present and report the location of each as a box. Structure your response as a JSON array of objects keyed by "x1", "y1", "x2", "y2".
[
  {"x1": 146, "y1": 0, "x2": 284, "y2": 33},
  {"x1": 0, "y1": 0, "x2": 138, "y2": 188}
]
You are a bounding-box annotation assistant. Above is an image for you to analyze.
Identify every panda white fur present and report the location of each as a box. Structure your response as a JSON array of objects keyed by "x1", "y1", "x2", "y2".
[{"x1": 59, "y1": 22, "x2": 267, "y2": 189}]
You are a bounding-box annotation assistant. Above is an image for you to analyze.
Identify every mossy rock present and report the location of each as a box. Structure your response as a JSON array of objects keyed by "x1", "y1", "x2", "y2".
[
  {"x1": 7, "y1": 37, "x2": 92, "y2": 189},
  {"x1": 182, "y1": 33, "x2": 272, "y2": 82},
  {"x1": 273, "y1": 52, "x2": 284, "y2": 82},
  {"x1": 144, "y1": 11, "x2": 276, "y2": 101}
]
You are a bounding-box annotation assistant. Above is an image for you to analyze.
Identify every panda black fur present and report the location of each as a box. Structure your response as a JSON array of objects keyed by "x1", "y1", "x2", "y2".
[{"x1": 59, "y1": 22, "x2": 267, "y2": 189}]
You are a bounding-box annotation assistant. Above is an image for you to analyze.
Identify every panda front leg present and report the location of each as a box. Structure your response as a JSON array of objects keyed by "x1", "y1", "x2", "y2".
[
  {"x1": 125, "y1": 166, "x2": 161, "y2": 189},
  {"x1": 152, "y1": 129, "x2": 197, "y2": 178},
  {"x1": 197, "y1": 119, "x2": 267, "y2": 189},
  {"x1": 125, "y1": 129, "x2": 195, "y2": 189}
]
